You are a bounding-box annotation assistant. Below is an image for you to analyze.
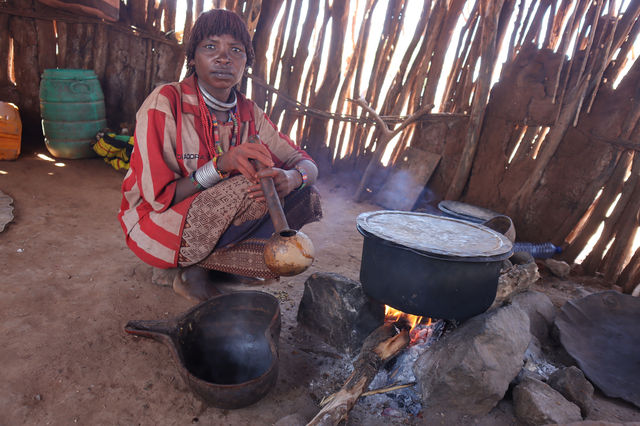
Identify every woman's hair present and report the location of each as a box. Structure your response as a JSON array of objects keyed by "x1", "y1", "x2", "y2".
[{"x1": 185, "y1": 9, "x2": 255, "y2": 77}]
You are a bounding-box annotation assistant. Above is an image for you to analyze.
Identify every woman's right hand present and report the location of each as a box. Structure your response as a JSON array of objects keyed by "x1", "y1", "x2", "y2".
[{"x1": 217, "y1": 143, "x2": 274, "y2": 183}]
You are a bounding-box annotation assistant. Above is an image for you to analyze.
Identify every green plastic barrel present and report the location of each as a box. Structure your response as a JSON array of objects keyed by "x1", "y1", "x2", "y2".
[{"x1": 40, "y1": 69, "x2": 107, "y2": 159}]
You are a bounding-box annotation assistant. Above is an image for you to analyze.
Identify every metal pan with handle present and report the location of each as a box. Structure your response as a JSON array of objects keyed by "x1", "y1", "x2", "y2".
[{"x1": 124, "y1": 291, "x2": 281, "y2": 409}]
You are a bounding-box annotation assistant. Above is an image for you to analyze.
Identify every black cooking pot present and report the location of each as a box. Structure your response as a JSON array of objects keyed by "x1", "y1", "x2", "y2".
[{"x1": 357, "y1": 211, "x2": 512, "y2": 321}]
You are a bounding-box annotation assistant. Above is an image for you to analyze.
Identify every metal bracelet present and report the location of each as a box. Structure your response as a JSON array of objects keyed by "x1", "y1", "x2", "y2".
[{"x1": 195, "y1": 160, "x2": 223, "y2": 188}]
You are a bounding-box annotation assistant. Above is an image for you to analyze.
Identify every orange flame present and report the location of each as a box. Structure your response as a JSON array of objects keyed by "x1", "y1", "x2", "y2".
[
  {"x1": 385, "y1": 306, "x2": 434, "y2": 345},
  {"x1": 384, "y1": 305, "x2": 432, "y2": 331}
]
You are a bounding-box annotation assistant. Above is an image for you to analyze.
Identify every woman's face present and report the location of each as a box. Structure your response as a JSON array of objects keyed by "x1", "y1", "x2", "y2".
[{"x1": 191, "y1": 33, "x2": 247, "y2": 101}]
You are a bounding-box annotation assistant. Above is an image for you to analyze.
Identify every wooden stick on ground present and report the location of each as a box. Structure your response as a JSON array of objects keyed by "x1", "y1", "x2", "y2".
[
  {"x1": 306, "y1": 323, "x2": 410, "y2": 426},
  {"x1": 319, "y1": 381, "x2": 417, "y2": 407}
]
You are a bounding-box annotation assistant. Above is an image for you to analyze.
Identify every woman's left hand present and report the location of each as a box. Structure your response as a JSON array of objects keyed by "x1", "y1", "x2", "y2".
[{"x1": 247, "y1": 167, "x2": 299, "y2": 201}]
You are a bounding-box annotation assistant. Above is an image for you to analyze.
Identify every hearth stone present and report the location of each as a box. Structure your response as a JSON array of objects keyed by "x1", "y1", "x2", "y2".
[
  {"x1": 510, "y1": 290, "x2": 557, "y2": 346},
  {"x1": 513, "y1": 376, "x2": 582, "y2": 425},
  {"x1": 491, "y1": 262, "x2": 540, "y2": 309},
  {"x1": 547, "y1": 366, "x2": 594, "y2": 417},
  {"x1": 413, "y1": 304, "x2": 530, "y2": 417},
  {"x1": 297, "y1": 272, "x2": 384, "y2": 355}
]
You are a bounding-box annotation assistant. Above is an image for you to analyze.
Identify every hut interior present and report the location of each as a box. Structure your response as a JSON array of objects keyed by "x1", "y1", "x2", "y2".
[{"x1": 1, "y1": 0, "x2": 639, "y2": 425}]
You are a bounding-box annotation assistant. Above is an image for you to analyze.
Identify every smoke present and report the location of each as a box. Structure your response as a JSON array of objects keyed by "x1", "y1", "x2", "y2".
[{"x1": 375, "y1": 169, "x2": 443, "y2": 213}]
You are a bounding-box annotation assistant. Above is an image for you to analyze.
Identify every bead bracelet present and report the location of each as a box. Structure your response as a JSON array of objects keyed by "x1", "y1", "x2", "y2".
[
  {"x1": 295, "y1": 164, "x2": 308, "y2": 190},
  {"x1": 212, "y1": 156, "x2": 228, "y2": 179},
  {"x1": 189, "y1": 171, "x2": 204, "y2": 191}
]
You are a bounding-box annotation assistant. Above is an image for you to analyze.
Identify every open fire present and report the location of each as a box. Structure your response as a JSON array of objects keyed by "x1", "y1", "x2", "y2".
[
  {"x1": 301, "y1": 276, "x2": 450, "y2": 424},
  {"x1": 384, "y1": 305, "x2": 433, "y2": 345}
]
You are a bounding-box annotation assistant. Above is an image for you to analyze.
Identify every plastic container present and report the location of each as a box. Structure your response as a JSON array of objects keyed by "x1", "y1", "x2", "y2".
[
  {"x1": 512, "y1": 242, "x2": 562, "y2": 259},
  {"x1": 40, "y1": 69, "x2": 106, "y2": 159},
  {"x1": 0, "y1": 102, "x2": 22, "y2": 160}
]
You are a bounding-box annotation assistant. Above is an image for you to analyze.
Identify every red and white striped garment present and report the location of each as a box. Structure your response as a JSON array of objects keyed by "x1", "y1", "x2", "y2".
[{"x1": 118, "y1": 74, "x2": 313, "y2": 268}]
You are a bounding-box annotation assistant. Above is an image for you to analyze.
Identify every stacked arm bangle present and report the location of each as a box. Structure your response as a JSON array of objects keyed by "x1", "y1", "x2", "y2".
[{"x1": 193, "y1": 158, "x2": 225, "y2": 189}]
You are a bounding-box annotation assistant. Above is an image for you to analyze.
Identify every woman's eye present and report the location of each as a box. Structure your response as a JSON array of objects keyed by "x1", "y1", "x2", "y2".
[{"x1": 204, "y1": 44, "x2": 215, "y2": 49}]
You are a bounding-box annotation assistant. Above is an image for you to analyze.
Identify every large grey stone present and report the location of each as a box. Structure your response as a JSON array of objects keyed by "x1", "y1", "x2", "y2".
[
  {"x1": 511, "y1": 290, "x2": 557, "y2": 345},
  {"x1": 548, "y1": 366, "x2": 594, "y2": 417},
  {"x1": 413, "y1": 304, "x2": 531, "y2": 416},
  {"x1": 297, "y1": 272, "x2": 384, "y2": 355},
  {"x1": 513, "y1": 376, "x2": 582, "y2": 425}
]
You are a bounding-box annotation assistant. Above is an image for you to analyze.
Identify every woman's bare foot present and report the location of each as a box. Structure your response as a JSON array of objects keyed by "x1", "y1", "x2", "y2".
[{"x1": 172, "y1": 266, "x2": 222, "y2": 303}]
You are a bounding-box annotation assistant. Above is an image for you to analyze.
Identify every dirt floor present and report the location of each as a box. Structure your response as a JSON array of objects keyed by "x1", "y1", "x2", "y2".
[{"x1": 1, "y1": 139, "x2": 640, "y2": 425}]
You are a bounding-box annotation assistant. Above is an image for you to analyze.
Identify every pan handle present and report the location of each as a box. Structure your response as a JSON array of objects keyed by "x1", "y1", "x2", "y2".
[{"x1": 124, "y1": 319, "x2": 175, "y2": 340}]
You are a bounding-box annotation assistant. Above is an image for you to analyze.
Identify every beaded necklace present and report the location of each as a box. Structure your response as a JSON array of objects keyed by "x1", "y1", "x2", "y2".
[{"x1": 196, "y1": 80, "x2": 239, "y2": 159}]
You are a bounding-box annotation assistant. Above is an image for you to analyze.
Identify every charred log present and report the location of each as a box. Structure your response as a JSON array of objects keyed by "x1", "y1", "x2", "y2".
[{"x1": 306, "y1": 323, "x2": 410, "y2": 426}]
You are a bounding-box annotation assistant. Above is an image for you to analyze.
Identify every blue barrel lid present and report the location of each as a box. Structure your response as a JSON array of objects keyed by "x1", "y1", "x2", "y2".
[
  {"x1": 357, "y1": 210, "x2": 513, "y2": 259},
  {"x1": 42, "y1": 69, "x2": 98, "y2": 80}
]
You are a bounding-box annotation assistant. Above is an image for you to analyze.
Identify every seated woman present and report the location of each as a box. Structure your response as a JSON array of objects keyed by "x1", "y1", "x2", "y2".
[{"x1": 118, "y1": 9, "x2": 322, "y2": 302}]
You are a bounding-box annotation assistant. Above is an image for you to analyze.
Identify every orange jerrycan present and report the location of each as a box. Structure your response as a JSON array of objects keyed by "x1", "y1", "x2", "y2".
[{"x1": 0, "y1": 102, "x2": 22, "y2": 160}]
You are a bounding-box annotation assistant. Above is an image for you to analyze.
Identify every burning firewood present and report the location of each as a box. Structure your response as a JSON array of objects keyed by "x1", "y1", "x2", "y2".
[{"x1": 306, "y1": 322, "x2": 410, "y2": 426}]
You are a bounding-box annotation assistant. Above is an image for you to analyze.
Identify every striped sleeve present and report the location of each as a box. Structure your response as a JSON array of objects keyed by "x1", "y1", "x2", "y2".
[{"x1": 131, "y1": 85, "x2": 182, "y2": 213}]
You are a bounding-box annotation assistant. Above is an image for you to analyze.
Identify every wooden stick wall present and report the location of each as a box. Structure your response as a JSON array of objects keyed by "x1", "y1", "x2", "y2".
[{"x1": 1, "y1": 0, "x2": 640, "y2": 291}]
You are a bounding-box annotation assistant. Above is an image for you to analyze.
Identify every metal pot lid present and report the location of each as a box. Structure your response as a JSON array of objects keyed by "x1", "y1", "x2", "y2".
[
  {"x1": 438, "y1": 200, "x2": 500, "y2": 223},
  {"x1": 357, "y1": 210, "x2": 513, "y2": 258}
]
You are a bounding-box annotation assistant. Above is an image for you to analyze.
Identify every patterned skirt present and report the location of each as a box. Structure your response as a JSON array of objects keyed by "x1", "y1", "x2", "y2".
[{"x1": 177, "y1": 175, "x2": 322, "y2": 278}]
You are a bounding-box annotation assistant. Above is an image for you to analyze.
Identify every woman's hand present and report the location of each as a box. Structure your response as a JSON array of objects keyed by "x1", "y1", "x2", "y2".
[
  {"x1": 247, "y1": 168, "x2": 300, "y2": 201},
  {"x1": 216, "y1": 143, "x2": 274, "y2": 182}
]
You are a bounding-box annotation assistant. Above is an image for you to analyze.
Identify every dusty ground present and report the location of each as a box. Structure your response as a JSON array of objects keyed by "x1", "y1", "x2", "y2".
[{"x1": 1, "y1": 139, "x2": 639, "y2": 425}]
